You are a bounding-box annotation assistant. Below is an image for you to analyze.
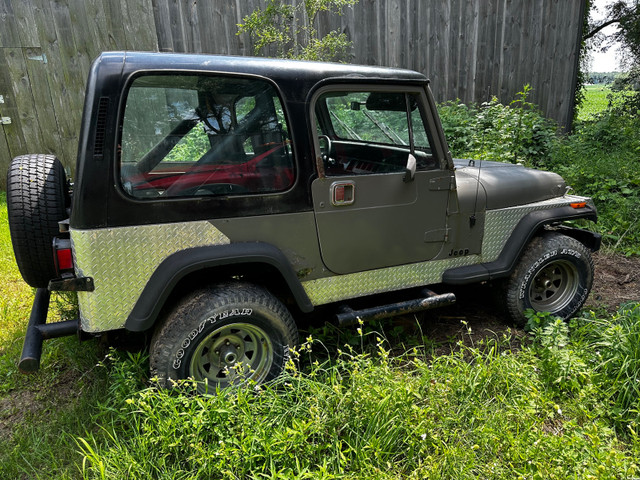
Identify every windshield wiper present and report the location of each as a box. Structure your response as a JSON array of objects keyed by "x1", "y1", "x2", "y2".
[{"x1": 362, "y1": 110, "x2": 406, "y2": 145}]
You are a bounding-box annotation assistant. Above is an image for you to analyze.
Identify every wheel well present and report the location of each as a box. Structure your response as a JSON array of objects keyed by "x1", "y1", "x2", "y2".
[
  {"x1": 506, "y1": 222, "x2": 600, "y2": 276},
  {"x1": 442, "y1": 207, "x2": 600, "y2": 285},
  {"x1": 543, "y1": 224, "x2": 602, "y2": 252},
  {"x1": 150, "y1": 262, "x2": 302, "y2": 332}
]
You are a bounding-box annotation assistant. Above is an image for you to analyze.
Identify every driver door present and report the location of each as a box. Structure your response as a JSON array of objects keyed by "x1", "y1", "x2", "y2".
[{"x1": 311, "y1": 88, "x2": 452, "y2": 275}]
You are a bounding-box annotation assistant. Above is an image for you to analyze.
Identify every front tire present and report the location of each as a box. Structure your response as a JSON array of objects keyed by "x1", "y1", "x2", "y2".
[
  {"x1": 504, "y1": 233, "x2": 594, "y2": 326},
  {"x1": 150, "y1": 283, "x2": 298, "y2": 393}
]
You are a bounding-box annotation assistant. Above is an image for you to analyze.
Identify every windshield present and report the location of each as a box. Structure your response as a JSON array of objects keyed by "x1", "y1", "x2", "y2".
[{"x1": 317, "y1": 91, "x2": 431, "y2": 152}]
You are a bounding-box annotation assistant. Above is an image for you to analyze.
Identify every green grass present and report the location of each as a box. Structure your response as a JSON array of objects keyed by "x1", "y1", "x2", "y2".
[
  {"x1": 0, "y1": 192, "x2": 108, "y2": 479},
  {"x1": 74, "y1": 327, "x2": 640, "y2": 479},
  {"x1": 577, "y1": 85, "x2": 613, "y2": 120}
]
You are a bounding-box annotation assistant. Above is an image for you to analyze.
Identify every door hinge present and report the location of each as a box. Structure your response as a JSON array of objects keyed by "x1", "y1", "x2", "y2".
[{"x1": 27, "y1": 53, "x2": 47, "y2": 64}]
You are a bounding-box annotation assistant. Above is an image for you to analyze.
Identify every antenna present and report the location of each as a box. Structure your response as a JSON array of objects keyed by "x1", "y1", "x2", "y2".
[{"x1": 470, "y1": 87, "x2": 491, "y2": 227}]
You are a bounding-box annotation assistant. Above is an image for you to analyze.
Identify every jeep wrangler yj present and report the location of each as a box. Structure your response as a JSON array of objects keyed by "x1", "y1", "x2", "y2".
[{"x1": 7, "y1": 52, "x2": 600, "y2": 392}]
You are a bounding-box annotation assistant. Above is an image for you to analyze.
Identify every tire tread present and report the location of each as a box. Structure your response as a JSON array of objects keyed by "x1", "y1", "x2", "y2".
[
  {"x1": 150, "y1": 282, "x2": 298, "y2": 389},
  {"x1": 504, "y1": 232, "x2": 594, "y2": 326},
  {"x1": 6, "y1": 154, "x2": 68, "y2": 287}
]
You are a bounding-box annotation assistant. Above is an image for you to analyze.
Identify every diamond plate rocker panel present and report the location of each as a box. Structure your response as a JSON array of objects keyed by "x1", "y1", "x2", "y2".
[
  {"x1": 72, "y1": 221, "x2": 229, "y2": 332},
  {"x1": 302, "y1": 196, "x2": 592, "y2": 305}
]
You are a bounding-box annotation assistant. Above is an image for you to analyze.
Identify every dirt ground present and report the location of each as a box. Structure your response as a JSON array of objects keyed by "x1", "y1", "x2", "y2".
[{"x1": 588, "y1": 252, "x2": 640, "y2": 311}]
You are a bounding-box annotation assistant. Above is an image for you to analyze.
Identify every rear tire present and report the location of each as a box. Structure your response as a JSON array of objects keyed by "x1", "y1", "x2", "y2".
[
  {"x1": 150, "y1": 283, "x2": 298, "y2": 394},
  {"x1": 504, "y1": 232, "x2": 594, "y2": 326},
  {"x1": 6, "y1": 154, "x2": 69, "y2": 288}
]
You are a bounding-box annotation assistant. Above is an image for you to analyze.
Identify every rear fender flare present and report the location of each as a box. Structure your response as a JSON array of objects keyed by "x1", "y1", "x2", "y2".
[{"x1": 124, "y1": 242, "x2": 313, "y2": 332}]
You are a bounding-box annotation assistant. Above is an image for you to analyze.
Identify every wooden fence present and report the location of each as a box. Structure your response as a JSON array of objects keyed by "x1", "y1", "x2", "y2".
[{"x1": 0, "y1": 0, "x2": 585, "y2": 189}]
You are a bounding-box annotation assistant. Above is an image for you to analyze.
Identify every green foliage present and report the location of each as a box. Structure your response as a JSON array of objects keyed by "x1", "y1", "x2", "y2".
[
  {"x1": 526, "y1": 303, "x2": 640, "y2": 431},
  {"x1": 438, "y1": 85, "x2": 556, "y2": 167},
  {"x1": 163, "y1": 126, "x2": 210, "y2": 163},
  {"x1": 576, "y1": 303, "x2": 640, "y2": 427},
  {"x1": 237, "y1": 0, "x2": 358, "y2": 62},
  {"x1": 439, "y1": 86, "x2": 640, "y2": 255},
  {"x1": 550, "y1": 89, "x2": 640, "y2": 254},
  {"x1": 527, "y1": 312, "x2": 590, "y2": 393},
  {"x1": 587, "y1": 72, "x2": 624, "y2": 85},
  {"x1": 611, "y1": 65, "x2": 640, "y2": 91}
]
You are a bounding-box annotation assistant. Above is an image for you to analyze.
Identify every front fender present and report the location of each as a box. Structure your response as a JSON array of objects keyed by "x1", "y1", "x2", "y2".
[
  {"x1": 125, "y1": 242, "x2": 313, "y2": 332},
  {"x1": 442, "y1": 204, "x2": 599, "y2": 285}
]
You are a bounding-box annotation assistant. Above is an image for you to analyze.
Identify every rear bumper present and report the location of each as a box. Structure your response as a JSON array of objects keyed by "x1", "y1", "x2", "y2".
[{"x1": 19, "y1": 288, "x2": 79, "y2": 373}]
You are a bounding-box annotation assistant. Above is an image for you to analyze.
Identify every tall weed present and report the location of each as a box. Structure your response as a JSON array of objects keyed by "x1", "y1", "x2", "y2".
[
  {"x1": 439, "y1": 85, "x2": 556, "y2": 167},
  {"x1": 580, "y1": 303, "x2": 640, "y2": 428},
  {"x1": 526, "y1": 312, "x2": 590, "y2": 394},
  {"x1": 77, "y1": 326, "x2": 640, "y2": 479}
]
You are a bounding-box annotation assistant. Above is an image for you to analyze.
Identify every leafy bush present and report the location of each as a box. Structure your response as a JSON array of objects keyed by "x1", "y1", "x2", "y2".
[
  {"x1": 548, "y1": 90, "x2": 640, "y2": 255},
  {"x1": 438, "y1": 87, "x2": 640, "y2": 255},
  {"x1": 438, "y1": 85, "x2": 556, "y2": 167}
]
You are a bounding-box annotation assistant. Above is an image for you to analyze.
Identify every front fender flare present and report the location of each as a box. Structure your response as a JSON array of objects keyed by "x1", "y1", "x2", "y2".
[
  {"x1": 124, "y1": 242, "x2": 313, "y2": 332},
  {"x1": 442, "y1": 204, "x2": 600, "y2": 285}
]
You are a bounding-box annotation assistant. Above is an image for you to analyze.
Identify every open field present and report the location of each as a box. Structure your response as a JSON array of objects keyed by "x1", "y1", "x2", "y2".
[{"x1": 577, "y1": 84, "x2": 613, "y2": 120}]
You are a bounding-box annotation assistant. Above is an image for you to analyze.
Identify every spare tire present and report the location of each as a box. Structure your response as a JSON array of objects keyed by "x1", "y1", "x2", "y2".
[{"x1": 6, "y1": 154, "x2": 70, "y2": 288}]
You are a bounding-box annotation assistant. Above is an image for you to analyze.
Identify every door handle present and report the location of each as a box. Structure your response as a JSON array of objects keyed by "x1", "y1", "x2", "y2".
[{"x1": 330, "y1": 181, "x2": 355, "y2": 206}]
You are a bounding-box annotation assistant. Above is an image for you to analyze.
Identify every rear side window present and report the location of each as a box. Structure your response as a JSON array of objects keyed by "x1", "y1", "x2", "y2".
[{"x1": 120, "y1": 75, "x2": 294, "y2": 199}]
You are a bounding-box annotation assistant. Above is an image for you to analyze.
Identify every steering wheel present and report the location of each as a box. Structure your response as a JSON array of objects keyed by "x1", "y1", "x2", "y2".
[{"x1": 318, "y1": 135, "x2": 334, "y2": 165}]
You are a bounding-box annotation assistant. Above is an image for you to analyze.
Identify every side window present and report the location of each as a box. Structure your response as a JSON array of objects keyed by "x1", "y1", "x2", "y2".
[
  {"x1": 120, "y1": 75, "x2": 294, "y2": 199},
  {"x1": 314, "y1": 90, "x2": 437, "y2": 176}
]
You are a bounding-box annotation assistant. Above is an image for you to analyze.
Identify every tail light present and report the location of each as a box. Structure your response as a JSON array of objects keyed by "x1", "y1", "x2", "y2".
[{"x1": 53, "y1": 237, "x2": 74, "y2": 275}]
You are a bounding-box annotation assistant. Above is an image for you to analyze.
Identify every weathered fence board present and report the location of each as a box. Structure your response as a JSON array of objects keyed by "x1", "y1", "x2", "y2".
[
  {"x1": 0, "y1": 122, "x2": 10, "y2": 181},
  {"x1": 23, "y1": 46, "x2": 63, "y2": 159},
  {"x1": 0, "y1": 0, "x2": 21, "y2": 47},
  {"x1": 0, "y1": 50, "x2": 25, "y2": 153},
  {"x1": 4, "y1": 49, "x2": 43, "y2": 151},
  {"x1": 0, "y1": 0, "x2": 585, "y2": 190}
]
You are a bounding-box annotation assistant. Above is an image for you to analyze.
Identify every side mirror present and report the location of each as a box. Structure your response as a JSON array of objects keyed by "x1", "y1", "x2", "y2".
[{"x1": 404, "y1": 153, "x2": 416, "y2": 182}]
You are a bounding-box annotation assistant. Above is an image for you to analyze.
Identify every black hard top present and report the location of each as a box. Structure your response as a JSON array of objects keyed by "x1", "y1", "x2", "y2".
[{"x1": 102, "y1": 51, "x2": 429, "y2": 85}]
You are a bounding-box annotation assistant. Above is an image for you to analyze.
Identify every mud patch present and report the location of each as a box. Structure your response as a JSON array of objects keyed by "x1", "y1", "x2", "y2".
[{"x1": 589, "y1": 252, "x2": 640, "y2": 311}]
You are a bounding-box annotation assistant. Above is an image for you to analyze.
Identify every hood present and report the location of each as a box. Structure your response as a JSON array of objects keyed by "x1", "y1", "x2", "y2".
[{"x1": 453, "y1": 159, "x2": 567, "y2": 210}]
